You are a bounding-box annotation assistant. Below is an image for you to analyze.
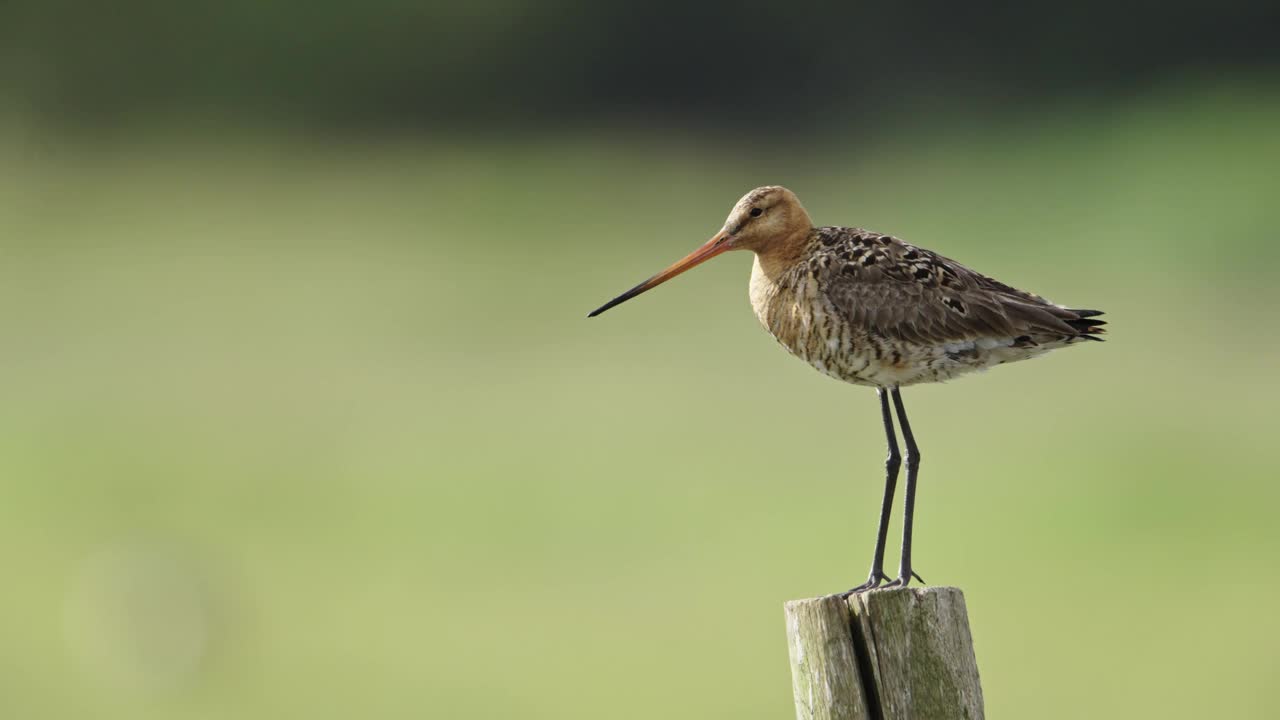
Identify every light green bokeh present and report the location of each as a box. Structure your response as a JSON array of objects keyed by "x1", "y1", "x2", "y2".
[{"x1": 1, "y1": 84, "x2": 1278, "y2": 718}]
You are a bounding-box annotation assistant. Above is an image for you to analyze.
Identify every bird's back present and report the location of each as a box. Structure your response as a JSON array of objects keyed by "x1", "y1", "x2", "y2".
[{"x1": 749, "y1": 226, "x2": 1104, "y2": 388}]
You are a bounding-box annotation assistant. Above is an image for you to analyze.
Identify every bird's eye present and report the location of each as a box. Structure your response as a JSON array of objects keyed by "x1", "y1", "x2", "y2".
[{"x1": 750, "y1": 207, "x2": 763, "y2": 217}]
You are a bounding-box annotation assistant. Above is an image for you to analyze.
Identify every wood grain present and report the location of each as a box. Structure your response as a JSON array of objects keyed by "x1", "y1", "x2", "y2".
[{"x1": 785, "y1": 587, "x2": 984, "y2": 720}]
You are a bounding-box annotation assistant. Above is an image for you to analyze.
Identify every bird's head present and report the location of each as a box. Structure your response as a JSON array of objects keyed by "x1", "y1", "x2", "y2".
[
  {"x1": 718, "y1": 186, "x2": 813, "y2": 253},
  {"x1": 587, "y1": 186, "x2": 813, "y2": 317}
]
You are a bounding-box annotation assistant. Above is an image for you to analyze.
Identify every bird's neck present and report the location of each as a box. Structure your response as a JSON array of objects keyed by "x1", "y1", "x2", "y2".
[{"x1": 752, "y1": 227, "x2": 814, "y2": 279}]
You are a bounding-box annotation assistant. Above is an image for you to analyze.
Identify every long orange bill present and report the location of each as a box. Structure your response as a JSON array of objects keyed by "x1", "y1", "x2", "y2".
[{"x1": 588, "y1": 231, "x2": 733, "y2": 317}]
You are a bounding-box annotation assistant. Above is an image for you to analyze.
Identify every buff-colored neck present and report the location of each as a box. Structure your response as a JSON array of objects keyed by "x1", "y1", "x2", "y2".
[{"x1": 752, "y1": 227, "x2": 814, "y2": 279}]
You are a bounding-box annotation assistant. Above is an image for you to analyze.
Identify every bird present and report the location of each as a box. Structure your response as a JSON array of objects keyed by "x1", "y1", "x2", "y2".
[{"x1": 587, "y1": 186, "x2": 1104, "y2": 593}]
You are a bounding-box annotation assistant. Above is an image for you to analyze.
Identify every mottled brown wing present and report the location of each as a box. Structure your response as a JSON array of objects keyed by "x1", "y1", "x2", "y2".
[{"x1": 815, "y1": 228, "x2": 1088, "y2": 346}]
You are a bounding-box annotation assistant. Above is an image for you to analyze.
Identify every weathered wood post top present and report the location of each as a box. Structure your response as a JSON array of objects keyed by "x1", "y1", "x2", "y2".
[{"x1": 785, "y1": 586, "x2": 984, "y2": 720}]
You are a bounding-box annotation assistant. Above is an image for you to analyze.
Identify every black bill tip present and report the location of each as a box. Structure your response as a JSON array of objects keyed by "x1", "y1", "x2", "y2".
[
  {"x1": 586, "y1": 279, "x2": 651, "y2": 318},
  {"x1": 586, "y1": 295, "x2": 627, "y2": 318}
]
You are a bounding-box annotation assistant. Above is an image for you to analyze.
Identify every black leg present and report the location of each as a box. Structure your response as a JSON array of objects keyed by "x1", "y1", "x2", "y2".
[
  {"x1": 842, "y1": 388, "x2": 901, "y2": 596},
  {"x1": 885, "y1": 388, "x2": 925, "y2": 587}
]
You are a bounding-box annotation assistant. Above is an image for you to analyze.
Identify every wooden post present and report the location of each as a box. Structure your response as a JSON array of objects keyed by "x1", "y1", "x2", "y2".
[{"x1": 785, "y1": 587, "x2": 984, "y2": 720}]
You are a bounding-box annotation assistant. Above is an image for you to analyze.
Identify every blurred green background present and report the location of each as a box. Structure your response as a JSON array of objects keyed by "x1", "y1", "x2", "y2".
[{"x1": 3, "y1": 2, "x2": 1280, "y2": 718}]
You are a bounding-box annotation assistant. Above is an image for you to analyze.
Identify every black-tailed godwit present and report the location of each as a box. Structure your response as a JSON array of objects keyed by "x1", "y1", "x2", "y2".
[{"x1": 588, "y1": 186, "x2": 1104, "y2": 592}]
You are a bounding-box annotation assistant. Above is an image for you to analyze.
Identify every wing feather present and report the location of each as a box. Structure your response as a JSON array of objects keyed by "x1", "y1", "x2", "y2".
[{"x1": 813, "y1": 227, "x2": 1101, "y2": 345}]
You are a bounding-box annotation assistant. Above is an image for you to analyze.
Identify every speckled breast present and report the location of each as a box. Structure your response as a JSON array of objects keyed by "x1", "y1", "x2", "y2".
[
  {"x1": 750, "y1": 256, "x2": 888, "y2": 387},
  {"x1": 748, "y1": 255, "x2": 1000, "y2": 389}
]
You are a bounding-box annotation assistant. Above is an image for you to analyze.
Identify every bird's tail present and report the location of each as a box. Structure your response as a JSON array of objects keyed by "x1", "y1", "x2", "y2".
[{"x1": 1064, "y1": 308, "x2": 1106, "y2": 341}]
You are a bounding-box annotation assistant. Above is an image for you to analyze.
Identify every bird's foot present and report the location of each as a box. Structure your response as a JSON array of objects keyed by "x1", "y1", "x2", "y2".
[
  {"x1": 840, "y1": 569, "x2": 893, "y2": 597},
  {"x1": 881, "y1": 569, "x2": 926, "y2": 589}
]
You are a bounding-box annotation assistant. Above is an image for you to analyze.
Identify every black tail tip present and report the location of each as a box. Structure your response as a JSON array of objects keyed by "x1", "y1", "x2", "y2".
[
  {"x1": 1065, "y1": 307, "x2": 1107, "y2": 338},
  {"x1": 1059, "y1": 304, "x2": 1111, "y2": 338}
]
